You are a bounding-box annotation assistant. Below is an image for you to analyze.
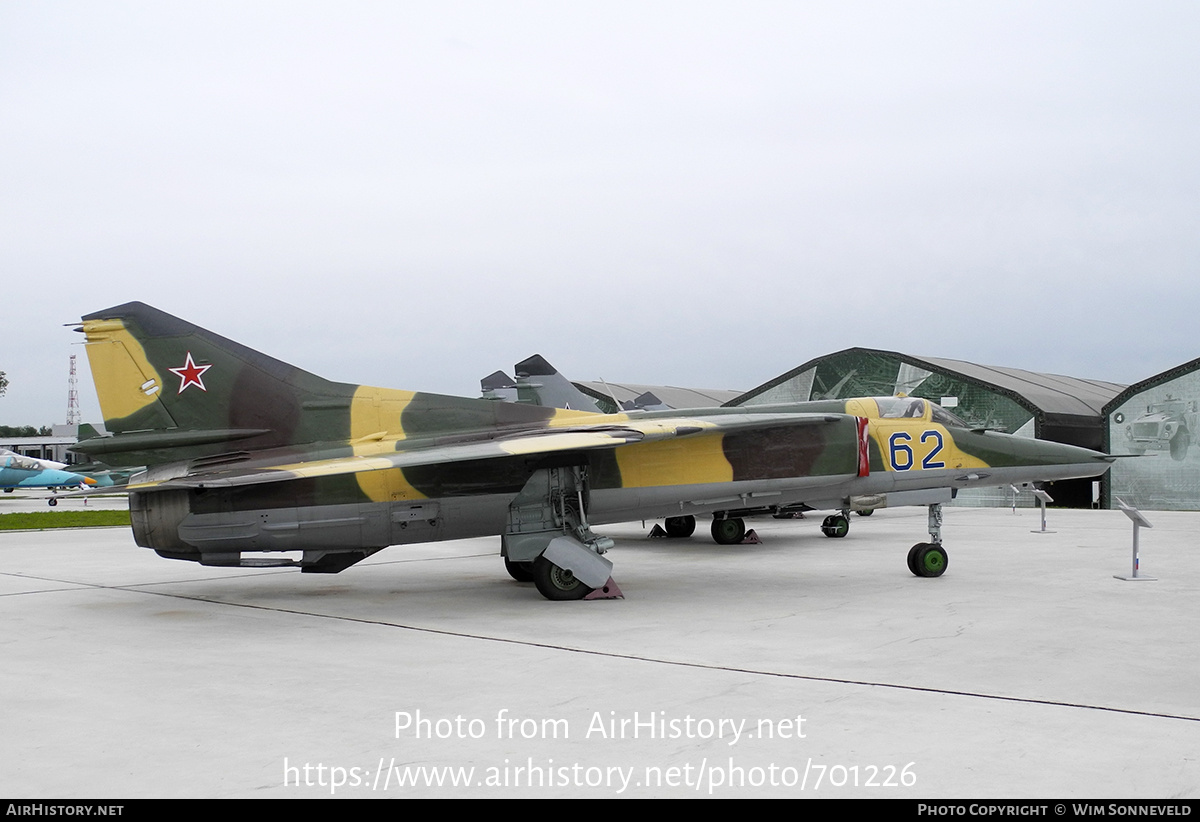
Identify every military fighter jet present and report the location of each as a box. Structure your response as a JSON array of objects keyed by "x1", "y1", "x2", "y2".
[
  {"x1": 72, "y1": 302, "x2": 1113, "y2": 600},
  {"x1": 0, "y1": 450, "x2": 96, "y2": 504},
  {"x1": 483, "y1": 357, "x2": 1065, "y2": 542}
]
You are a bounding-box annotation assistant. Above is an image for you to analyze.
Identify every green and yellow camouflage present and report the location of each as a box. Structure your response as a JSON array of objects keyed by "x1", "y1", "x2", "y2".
[{"x1": 73, "y1": 302, "x2": 1113, "y2": 600}]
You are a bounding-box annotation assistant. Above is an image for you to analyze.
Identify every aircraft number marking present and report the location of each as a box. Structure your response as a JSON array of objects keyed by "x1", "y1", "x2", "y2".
[
  {"x1": 887, "y1": 430, "x2": 946, "y2": 471},
  {"x1": 920, "y1": 430, "x2": 945, "y2": 469},
  {"x1": 889, "y1": 432, "x2": 914, "y2": 470}
]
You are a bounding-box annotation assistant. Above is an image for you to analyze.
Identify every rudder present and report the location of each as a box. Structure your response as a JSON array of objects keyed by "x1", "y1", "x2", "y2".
[{"x1": 78, "y1": 302, "x2": 356, "y2": 460}]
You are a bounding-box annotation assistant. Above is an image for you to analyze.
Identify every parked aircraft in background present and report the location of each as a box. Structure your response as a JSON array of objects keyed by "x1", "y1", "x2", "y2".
[
  {"x1": 72, "y1": 302, "x2": 1112, "y2": 600},
  {"x1": 482, "y1": 355, "x2": 670, "y2": 413},
  {"x1": 0, "y1": 449, "x2": 96, "y2": 504}
]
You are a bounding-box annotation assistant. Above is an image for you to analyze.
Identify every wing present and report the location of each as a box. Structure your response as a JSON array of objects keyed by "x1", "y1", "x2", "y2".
[{"x1": 127, "y1": 413, "x2": 843, "y2": 491}]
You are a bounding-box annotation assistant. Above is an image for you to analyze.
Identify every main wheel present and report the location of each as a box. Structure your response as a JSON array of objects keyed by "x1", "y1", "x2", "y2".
[
  {"x1": 821, "y1": 514, "x2": 849, "y2": 538},
  {"x1": 532, "y1": 555, "x2": 593, "y2": 601},
  {"x1": 664, "y1": 515, "x2": 696, "y2": 538},
  {"x1": 711, "y1": 517, "x2": 746, "y2": 545},
  {"x1": 504, "y1": 556, "x2": 534, "y2": 582},
  {"x1": 48, "y1": 498, "x2": 58, "y2": 507},
  {"x1": 913, "y1": 544, "x2": 948, "y2": 577},
  {"x1": 855, "y1": 509, "x2": 874, "y2": 517}
]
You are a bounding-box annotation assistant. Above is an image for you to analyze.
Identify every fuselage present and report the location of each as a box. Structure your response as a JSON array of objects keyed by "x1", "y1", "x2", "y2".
[
  {"x1": 74, "y1": 302, "x2": 1110, "y2": 574},
  {"x1": 126, "y1": 396, "x2": 1107, "y2": 563}
]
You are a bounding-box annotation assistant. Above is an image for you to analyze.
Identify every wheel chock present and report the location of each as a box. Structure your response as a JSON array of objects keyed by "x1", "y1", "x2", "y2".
[
  {"x1": 585, "y1": 578, "x2": 624, "y2": 599},
  {"x1": 741, "y1": 529, "x2": 762, "y2": 544},
  {"x1": 648, "y1": 524, "x2": 669, "y2": 538}
]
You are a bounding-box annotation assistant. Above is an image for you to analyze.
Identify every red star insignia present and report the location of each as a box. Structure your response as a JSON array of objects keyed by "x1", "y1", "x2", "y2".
[{"x1": 168, "y1": 352, "x2": 213, "y2": 394}]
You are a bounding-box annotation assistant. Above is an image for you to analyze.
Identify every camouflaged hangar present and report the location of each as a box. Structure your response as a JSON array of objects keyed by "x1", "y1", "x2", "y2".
[
  {"x1": 1104, "y1": 356, "x2": 1200, "y2": 511},
  {"x1": 727, "y1": 348, "x2": 1126, "y2": 508}
]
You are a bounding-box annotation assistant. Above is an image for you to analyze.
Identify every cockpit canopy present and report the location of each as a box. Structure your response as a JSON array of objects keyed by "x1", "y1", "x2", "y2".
[
  {"x1": 0, "y1": 450, "x2": 45, "y2": 472},
  {"x1": 868, "y1": 397, "x2": 969, "y2": 428}
]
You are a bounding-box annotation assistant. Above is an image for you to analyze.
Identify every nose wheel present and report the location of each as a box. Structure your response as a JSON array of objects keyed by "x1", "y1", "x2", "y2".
[
  {"x1": 907, "y1": 503, "x2": 948, "y2": 577},
  {"x1": 907, "y1": 543, "x2": 948, "y2": 577},
  {"x1": 820, "y1": 514, "x2": 850, "y2": 538}
]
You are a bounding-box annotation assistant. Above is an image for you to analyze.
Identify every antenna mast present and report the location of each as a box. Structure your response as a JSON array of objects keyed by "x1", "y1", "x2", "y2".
[{"x1": 66, "y1": 354, "x2": 81, "y2": 426}]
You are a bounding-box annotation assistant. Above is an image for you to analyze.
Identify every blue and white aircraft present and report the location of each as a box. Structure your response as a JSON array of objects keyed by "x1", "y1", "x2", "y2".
[{"x1": 0, "y1": 450, "x2": 96, "y2": 505}]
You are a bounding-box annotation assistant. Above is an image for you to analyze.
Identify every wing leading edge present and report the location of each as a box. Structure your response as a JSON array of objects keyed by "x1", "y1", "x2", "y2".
[{"x1": 129, "y1": 412, "x2": 845, "y2": 491}]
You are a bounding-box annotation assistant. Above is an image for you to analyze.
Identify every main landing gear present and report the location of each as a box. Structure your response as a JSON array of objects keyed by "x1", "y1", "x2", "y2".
[
  {"x1": 503, "y1": 556, "x2": 534, "y2": 582},
  {"x1": 710, "y1": 516, "x2": 746, "y2": 545},
  {"x1": 660, "y1": 514, "x2": 749, "y2": 545},
  {"x1": 502, "y1": 465, "x2": 621, "y2": 601},
  {"x1": 661, "y1": 510, "x2": 849, "y2": 544},
  {"x1": 653, "y1": 502, "x2": 951, "y2": 580},
  {"x1": 907, "y1": 502, "x2": 948, "y2": 578},
  {"x1": 531, "y1": 554, "x2": 592, "y2": 601},
  {"x1": 664, "y1": 515, "x2": 696, "y2": 538}
]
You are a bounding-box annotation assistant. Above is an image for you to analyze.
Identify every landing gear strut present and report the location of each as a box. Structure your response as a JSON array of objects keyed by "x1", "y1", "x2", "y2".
[{"x1": 907, "y1": 502, "x2": 948, "y2": 577}]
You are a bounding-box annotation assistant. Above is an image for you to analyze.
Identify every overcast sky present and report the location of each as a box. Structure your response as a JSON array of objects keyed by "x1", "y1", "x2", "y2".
[{"x1": 2, "y1": 1, "x2": 1198, "y2": 426}]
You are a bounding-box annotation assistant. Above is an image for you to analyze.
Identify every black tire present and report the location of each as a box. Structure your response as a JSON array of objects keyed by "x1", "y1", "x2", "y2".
[
  {"x1": 48, "y1": 498, "x2": 58, "y2": 507},
  {"x1": 821, "y1": 514, "x2": 849, "y2": 538},
  {"x1": 532, "y1": 555, "x2": 593, "y2": 601},
  {"x1": 710, "y1": 517, "x2": 746, "y2": 545},
  {"x1": 1171, "y1": 428, "x2": 1190, "y2": 461},
  {"x1": 914, "y1": 544, "x2": 948, "y2": 577},
  {"x1": 907, "y1": 543, "x2": 926, "y2": 576},
  {"x1": 855, "y1": 509, "x2": 874, "y2": 517},
  {"x1": 664, "y1": 515, "x2": 696, "y2": 538},
  {"x1": 504, "y1": 556, "x2": 535, "y2": 582}
]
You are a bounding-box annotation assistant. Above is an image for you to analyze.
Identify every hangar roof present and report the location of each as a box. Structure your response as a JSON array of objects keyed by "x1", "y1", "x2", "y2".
[
  {"x1": 912, "y1": 354, "x2": 1125, "y2": 417},
  {"x1": 733, "y1": 348, "x2": 1125, "y2": 417},
  {"x1": 1103, "y1": 354, "x2": 1200, "y2": 413}
]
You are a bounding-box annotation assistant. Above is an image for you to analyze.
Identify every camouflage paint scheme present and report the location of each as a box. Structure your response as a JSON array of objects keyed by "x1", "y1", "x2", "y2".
[
  {"x1": 488, "y1": 358, "x2": 1104, "y2": 513},
  {"x1": 73, "y1": 303, "x2": 1111, "y2": 598}
]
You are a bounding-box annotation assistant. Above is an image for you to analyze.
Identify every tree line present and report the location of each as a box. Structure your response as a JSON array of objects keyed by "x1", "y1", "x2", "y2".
[{"x1": 0, "y1": 371, "x2": 53, "y2": 434}]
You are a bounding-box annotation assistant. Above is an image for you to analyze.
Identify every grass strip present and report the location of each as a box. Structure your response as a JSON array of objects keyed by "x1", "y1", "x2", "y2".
[{"x1": 0, "y1": 510, "x2": 131, "y2": 530}]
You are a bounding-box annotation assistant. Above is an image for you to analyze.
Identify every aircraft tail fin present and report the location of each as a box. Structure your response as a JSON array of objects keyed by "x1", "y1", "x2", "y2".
[
  {"x1": 76, "y1": 302, "x2": 356, "y2": 463},
  {"x1": 76, "y1": 422, "x2": 105, "y2": 441},
  {"x1": 480, "y1": 370, "x2": 518, "y2": 403},
  {"x1": 512, "y1": 355, "x2": 603, "y2": 413}
]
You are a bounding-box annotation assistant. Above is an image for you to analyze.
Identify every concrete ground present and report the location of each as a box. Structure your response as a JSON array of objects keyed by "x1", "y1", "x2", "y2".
[
  {"x1": 1, "y1": 502, "x2": 1196, "y2": 798},
  {"x1": 0, "y1": 490, "x2": 130, "y2": 512}
]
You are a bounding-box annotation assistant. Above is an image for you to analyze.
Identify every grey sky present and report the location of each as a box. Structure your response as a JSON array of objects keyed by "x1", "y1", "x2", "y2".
[{"x1": 2, "y1": 1, "x2": 1198, "y2": 425}]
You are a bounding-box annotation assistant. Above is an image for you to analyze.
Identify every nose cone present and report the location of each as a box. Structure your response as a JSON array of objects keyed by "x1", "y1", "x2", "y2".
[
  {"x1": 959, "y1": 430, "x2": 1113, "y2": 484},
  {"x1": 43, "y1": 469, "x2": 93, "y2": 487}
]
